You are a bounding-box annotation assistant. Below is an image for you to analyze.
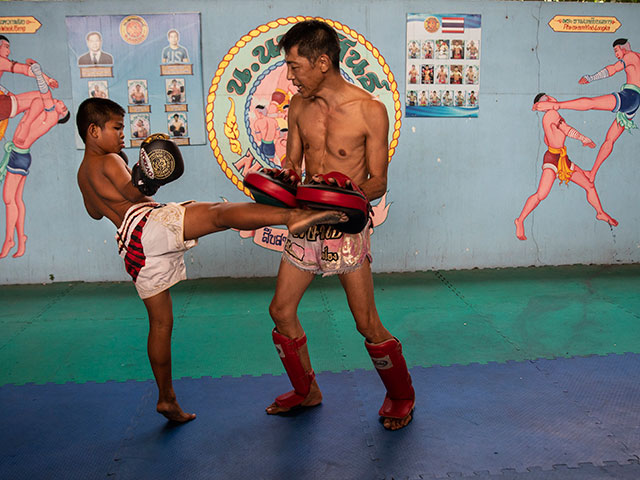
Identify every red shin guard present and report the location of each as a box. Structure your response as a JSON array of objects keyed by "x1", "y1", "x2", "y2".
[
  {"x1": 272, "y1": 329, "x2": 315, "y2": 408},
  {"x1": 365, "y1": 338, "x2": 415, "y2": 419}
]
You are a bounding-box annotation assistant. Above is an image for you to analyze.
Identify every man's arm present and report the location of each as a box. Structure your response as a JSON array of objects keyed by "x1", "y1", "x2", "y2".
[
  {"x1": 360, "y1": 98, "x2": 389, "y2": 201},
  {"x1": 557, "y1": 119, "x2": 596, "y2": 148},
  {"x1": 282, "y1": 95, "x2": 304, "y2": 178},
  {"x1": 579, "y1": 61, "x2": 624, "y2": 84}
]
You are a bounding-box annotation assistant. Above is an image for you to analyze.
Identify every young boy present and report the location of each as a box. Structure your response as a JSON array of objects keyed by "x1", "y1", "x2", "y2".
[{"x1": 76, "y1": 97, "x2": 345, "y2": 423}]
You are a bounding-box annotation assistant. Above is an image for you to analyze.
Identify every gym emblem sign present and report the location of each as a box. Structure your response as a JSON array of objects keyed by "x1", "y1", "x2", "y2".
[{"x1": 206, "y1": 16, "x2": 400, "y2": 251}]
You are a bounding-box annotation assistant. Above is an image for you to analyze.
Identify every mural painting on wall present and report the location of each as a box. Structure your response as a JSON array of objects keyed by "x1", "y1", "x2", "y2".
[
  {"x1": 206, "y1": 16, "x2": 399, "y2": 251},
  {"x1": 405, "y1": 14, "x2": 481, "y2": 118},
  {"x1": 0, "y1": 23, "x2": 70, "y2": 259},
  {"x1": 65, "y1": 13, "x2": 205, "y2": 149},
  {"x1": 516, "y1": 24, "x2": 636, "y2": 240}
]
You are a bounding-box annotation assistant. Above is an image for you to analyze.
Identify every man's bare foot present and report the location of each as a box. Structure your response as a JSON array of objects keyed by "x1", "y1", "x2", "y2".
[
  {"x1": 13, "y1": 235, "x2": 27, "y2": 258},
  {"x1": 265, "y1": 382, "x2": 323, "y2": 414},
  {"x1": 514, "y1": 218, "x2": 527, "y2": 241},
  {"x1": 0, "y1": 238, "x2": 15, "y2": 258},
  {"x1": 287, "y1": 209, "x2": 348, "y2": 235},
  {"x1": 382, "y1": 410, "x2": 413, "y2": 431},
  {"x1": 597, "y1": 212, "x2": 618, "y2": 227},
  {"x1": 157, "y1": 400, "x2": 196, "y2": 423}
]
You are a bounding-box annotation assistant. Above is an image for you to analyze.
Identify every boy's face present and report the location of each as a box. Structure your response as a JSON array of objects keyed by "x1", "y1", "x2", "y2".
[{"x1": 96, "y1": 114, "x2": 125, "y2": 153}]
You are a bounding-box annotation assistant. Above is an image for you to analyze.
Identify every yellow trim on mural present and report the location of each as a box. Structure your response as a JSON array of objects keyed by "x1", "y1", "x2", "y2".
[
  {"x1": 224, "y1": 98, "x2": 242, "y2": 155},
  {"x1": 206, "y1": 16, "x2": 402, "y2": 198}
]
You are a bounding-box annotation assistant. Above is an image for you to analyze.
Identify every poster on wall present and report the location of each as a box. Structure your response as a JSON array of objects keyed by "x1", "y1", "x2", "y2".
[
  {"x1": 405, "y1": 13, "x2": 481, "y2": 118},
  {"x1": 65, "y1": 13, "x2": 205, "y2": 149}
]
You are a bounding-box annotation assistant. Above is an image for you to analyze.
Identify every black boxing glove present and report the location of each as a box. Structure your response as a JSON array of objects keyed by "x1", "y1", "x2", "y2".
[{"x1": 132, "y1": 133, "x2": 184, "y2": 195}]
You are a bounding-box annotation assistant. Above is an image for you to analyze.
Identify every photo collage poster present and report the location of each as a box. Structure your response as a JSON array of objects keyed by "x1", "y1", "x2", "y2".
[
  {"x1": 66, "y1": 13, "x2": 204, "y2": 149},
  {"x1": 406, "y1": 14, "x2": 481, "y2": 118}
]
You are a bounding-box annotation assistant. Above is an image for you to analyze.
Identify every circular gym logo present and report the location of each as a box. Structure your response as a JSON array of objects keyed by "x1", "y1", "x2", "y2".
[{"x1": 205, "y1": 16, "x2": 399, "y2": 250}]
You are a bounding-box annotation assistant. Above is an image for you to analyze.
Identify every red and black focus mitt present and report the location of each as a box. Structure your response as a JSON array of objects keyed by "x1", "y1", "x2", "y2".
[
  {"x1": 296, "y1": 172, "x2": 371, "y2": 234},
  {"x1": 244, "y1": 168, "x2": 301, "y2": 208}
]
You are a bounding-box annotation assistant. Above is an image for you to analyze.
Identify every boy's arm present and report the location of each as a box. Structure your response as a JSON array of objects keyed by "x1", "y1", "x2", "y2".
[{"x1": 103, "y1": 153, "x2": 153, "y2": 203}]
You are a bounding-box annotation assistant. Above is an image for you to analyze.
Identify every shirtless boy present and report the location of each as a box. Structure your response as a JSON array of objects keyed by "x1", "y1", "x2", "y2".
[
  {"x1": 76, "y1": 97, "x2": 345, "y2": 423},
  {"x1": 265, "y1": 20, "x2": 415, "y2": 431}
]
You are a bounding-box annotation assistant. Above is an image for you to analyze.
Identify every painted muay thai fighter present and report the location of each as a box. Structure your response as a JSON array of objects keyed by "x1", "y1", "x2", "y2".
[
  {"x1": 515, "y1": 93, "x2": 617, "y2": 241},
  {"x1": 0, "y1": 35, "x2": 58, "y2": 128},
  {"x1": 1, "y1": 63, "x2": 69, "y2": 259},
  {"x1": 533, "y1": 38, "x2": 640, "y2": 184},
  {"x1": 76, "y1": 97, "x2": 346, "y2": 423},
  {"x1": 264, "y1": 20, "x2": 415, "y2": 431}
]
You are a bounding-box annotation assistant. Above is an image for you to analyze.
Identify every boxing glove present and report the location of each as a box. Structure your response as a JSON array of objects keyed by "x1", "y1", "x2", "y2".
[{"x1": 132, "y1": 133, "x2": 184, "y2": 195}]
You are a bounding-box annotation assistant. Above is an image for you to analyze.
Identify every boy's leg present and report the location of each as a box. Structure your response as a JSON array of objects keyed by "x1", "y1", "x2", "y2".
[
  {"x1": 183, "y1": 202, "x2": 346, "y2": 240},
  {"x1": 142, "y1": 289, "x2": 195, "y2": 423}
]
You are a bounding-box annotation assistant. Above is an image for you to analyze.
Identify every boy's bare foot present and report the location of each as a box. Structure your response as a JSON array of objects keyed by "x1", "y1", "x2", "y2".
[
  {"x1": 287, "y1": 209, "x2": 348, "y2": 235},
  {"x1": 265, "y1": 382, "x2": 323, "y2": 414},
  {"x1": 157, "y1": 400, "x2": 196, "y2": 423},
  {"x1": 382, "y1": 411, "x2": 413, "y2": 430}
]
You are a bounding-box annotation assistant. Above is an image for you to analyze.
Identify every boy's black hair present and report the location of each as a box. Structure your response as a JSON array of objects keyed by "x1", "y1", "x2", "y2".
[{"x1": 76, "y1": 97, "x2": 125, "y2": 143}]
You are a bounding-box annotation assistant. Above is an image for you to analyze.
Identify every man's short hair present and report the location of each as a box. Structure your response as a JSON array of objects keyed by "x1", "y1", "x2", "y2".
[
  {"x1": 534, "y1": 92, "x2": 547, "y2": 104},
  {"x1": 278, "y1": 20, "x2": 340, "y2": 69},
  {"x1": 86, "y1": 31, "x2": 102, "y2": 42},
  {"x1": 76, "y1": 97, "x2": 124, "y2": 143},
  {"x1": 0, "y1": 35, "x2": 9, "y2": 45},
  {"x1": 613, "y1": 38, "x2": 629, "y2": 49}
]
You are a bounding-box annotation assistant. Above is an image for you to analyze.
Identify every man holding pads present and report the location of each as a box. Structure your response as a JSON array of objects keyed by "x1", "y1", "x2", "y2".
[{"x1": 263, "y1": 20, "x2": 415, "y2": 430}]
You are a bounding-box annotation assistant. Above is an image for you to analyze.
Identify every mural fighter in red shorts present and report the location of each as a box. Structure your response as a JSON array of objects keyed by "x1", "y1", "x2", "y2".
[{"x1": 515, "y1": 93, "x2": 617, "y2": 241}]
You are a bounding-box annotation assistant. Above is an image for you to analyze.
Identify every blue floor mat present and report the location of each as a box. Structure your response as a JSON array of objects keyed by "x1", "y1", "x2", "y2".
[{"x1": 2, "y1": 354, "x2": 640, "y2": 480}]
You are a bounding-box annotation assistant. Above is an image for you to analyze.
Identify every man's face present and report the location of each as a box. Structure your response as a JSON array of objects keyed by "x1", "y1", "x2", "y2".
[
  {"x1": 54, "y1": 99, "x2": 68, "y2": 118},
  {"x1": 0, "y1": 40, "x2": 10, "y2": 58},
  {"x1": 614, "y1": 45, "x2": 626, "y2": 60},
  {"x1": 285, "y1": 46, "x2": 323, "y2": 98},
  {"x1": 168, "y1": 31, "x2": 179, "y2": 46},
  {"x1": 87, "y1": 34, "x2": 102, "y2": 53}
]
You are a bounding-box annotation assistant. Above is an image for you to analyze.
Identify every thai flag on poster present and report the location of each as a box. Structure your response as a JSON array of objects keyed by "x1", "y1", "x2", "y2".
[{"x1": 442, "y1": 17, "x2": 465, "y2": 34}]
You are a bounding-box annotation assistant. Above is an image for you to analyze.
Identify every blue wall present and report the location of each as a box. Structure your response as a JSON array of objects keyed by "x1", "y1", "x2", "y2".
[{"x1": 1, "y1": 0, "x2": 639, "y2": 284}]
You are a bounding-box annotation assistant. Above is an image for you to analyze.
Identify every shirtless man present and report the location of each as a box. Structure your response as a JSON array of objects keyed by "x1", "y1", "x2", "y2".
[
  {"x1": 265, "y1": 20, "x2": 414, "y2": 431},
  {"x1": 515, "y1": 93, "x2": 617, "y2": 241},
  {"x1": 253, "y1": 105, "x2": 279, "y2": 161},
  {"x1": 1, "y1": 63, "x2": 68, "y2": 258},
  {"x1": 533, "y1": 38, "x2": 640, "y2": 183},
  {"x1": 76, "y1": 97, "x2": 346, "y2": 423}
]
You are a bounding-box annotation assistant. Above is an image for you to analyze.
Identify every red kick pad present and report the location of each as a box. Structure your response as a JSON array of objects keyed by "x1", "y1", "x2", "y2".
[
  {"x1": 244, "y1": 170, "x2": 299, "y2": 208},
  {"x1": 296, "y1": 183, "x2": 369, "y2": 234}
]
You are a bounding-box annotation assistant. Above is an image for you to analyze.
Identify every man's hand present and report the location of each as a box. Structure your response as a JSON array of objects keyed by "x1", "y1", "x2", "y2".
[
  {"x1": 579, "y1": 76, "x2": 590, "y2": 85},
  {"x1": 582, "y1": 137, "x2": 596, "y2": 148}
]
